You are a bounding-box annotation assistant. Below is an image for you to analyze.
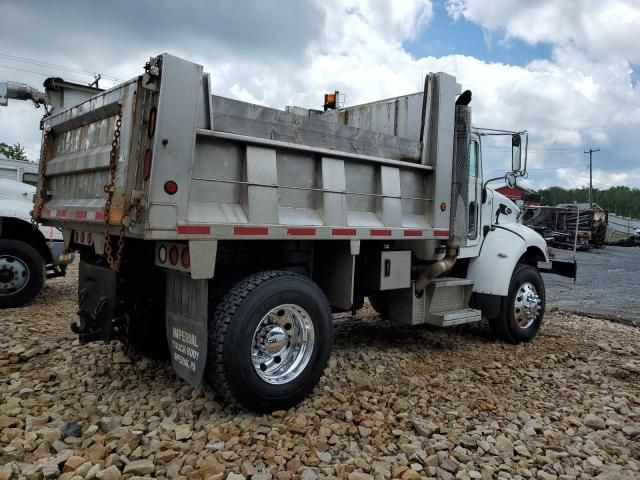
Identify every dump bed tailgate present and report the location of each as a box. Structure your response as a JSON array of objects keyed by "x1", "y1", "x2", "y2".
[{"x1": 38, "y1": 77, "x2": 152, "y2": 230}]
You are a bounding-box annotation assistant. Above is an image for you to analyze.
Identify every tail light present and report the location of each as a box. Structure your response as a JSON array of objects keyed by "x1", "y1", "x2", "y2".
[
  {"x1": 148, "y1": 107, "x2": 157, "y2": 139},
  {"x1": 181, "y1": 247, "x2": 190, "y2": 268},
  {"x1": 169, "y1": 245, "x2": 179, "y2": 265},
  {"x1": 143, "y1": 149, "x2": 152, "y2": 180},
  {"x1": 164, "y1": 180, "x2": 178, "y2": 195}
]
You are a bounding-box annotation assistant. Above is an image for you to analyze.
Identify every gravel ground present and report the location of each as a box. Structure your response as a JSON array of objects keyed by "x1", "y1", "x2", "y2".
[
  {"x1": 1, "y1": 266, "x2": 640, "y2": 480},
  {"x1": 544, "y1": 246, "x2": 640, "y2": 326}
]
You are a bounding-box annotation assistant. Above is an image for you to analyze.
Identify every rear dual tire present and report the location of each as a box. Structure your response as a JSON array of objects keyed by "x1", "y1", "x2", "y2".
[{"x1": 205, "y1": 270, "x2": 333, "y2": 412}]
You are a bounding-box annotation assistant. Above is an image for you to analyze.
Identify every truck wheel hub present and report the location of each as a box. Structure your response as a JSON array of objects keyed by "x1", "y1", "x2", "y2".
[
  {"x1": 264, "y1": 326, "x2": 288, "y2": 354},
  {"x1": 0, "y1": 255, "x2": 30, "y2": 294},
  {"x1": 514, "y1": 282, "x2": 541, "y2": 329},
  {"x1": 251, "y1": 304, "x2": 315, "y2": 385}
]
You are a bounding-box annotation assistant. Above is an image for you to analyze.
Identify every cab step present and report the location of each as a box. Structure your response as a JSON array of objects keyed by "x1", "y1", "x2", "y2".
[
  {"x1": 386, "y1": 277, "x2": 480, "y2": 326},
  {"x1": 426, "y1": 307, "x2": 482, "y2": 327}
]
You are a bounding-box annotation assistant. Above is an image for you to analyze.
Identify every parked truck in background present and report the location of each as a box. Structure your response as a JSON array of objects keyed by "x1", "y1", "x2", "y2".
[
  {"x1": 0, "y1": 178, "x2": 74, "y2": 307},
  {"x1": 34, "y1": 54, "x2": 576, "y2": 410},
  {"x1": 0, "y1": 75, "x2": 102, "y2": 307}
]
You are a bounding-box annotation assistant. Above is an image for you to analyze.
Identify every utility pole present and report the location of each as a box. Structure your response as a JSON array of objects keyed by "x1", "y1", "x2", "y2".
[{"x1": 584, "y1": 147, "x2": 600, "y2": 207}]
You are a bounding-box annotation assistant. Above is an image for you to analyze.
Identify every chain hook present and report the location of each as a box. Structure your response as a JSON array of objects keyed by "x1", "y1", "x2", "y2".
[
  {"x1": 31, "y1": 128, "x2": 51, "y2": 229},
  {"x1": 103, "y1": 106, "x2": 126, "y2": 271}
]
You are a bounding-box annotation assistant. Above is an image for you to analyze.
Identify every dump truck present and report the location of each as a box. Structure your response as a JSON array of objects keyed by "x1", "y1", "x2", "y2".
[{"x1": 35, "y1": 54, "x2": 575, "y2": 411}]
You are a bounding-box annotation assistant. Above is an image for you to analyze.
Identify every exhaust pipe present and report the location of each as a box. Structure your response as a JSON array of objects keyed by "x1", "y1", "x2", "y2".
[{"x1": 414, "y1": 246, "x2": 458, "y2": 296}]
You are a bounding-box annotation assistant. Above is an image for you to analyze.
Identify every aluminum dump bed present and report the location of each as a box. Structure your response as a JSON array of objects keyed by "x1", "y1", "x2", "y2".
[{"x1": 38, "y1": 54, "x2": 461, "y2": 244}]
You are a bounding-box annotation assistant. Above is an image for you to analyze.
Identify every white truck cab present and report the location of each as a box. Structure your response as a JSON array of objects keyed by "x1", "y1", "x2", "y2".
[{"x1": 0, "y1": 178, "x2": 74, "y2": 307}]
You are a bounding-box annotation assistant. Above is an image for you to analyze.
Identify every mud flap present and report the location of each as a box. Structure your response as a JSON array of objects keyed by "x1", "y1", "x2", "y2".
[
  {"x1": 539, "y1": 259, "x2": 577, "y2": 281},
  {"x1": 165, "y1": 271, "x2": 208, "y2": 387},
  {"x1": 75, "y1": 261, "x2": 117, "y2": 343}
]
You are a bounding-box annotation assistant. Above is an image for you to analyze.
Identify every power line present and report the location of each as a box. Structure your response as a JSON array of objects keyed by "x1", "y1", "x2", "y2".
[
  {"x1": 0, "y1": 64, "x2": 90, "y2": 85},
  {"x1": 487, "y1": 164, "x2": 584, "y2": 172},
  {"x1": 0, "y1": 52, "x2": 123, "y2": 82},
  {"x1": 599, "y1": 150, "x2": 636, "y2": 169},
  {"x1": 483, "y1": 146, "x2": 583, "y2": 152},
  {"x1": 601, "y1": 149, "x2": 636, "y2": 163}
]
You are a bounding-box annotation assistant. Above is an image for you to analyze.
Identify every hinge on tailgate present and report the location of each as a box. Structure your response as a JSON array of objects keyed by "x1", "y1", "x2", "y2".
[
  {"x1": 142, "y1": 56, "x2": 162, "y2": 91},
  {"x1": 121, "y1": 191, "x2": 146, "y2": 235}
]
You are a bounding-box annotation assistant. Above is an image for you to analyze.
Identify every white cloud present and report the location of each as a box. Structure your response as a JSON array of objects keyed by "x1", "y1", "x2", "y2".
[
  {"x1": 0, "y1": 0, "x2": 638, "y2": 189},
  {"x1": 445, "y1": 0, "x2": 640, "y2": 63}
]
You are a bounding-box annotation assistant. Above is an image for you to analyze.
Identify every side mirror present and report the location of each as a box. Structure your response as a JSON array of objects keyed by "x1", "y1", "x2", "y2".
[{"x1": 512, "y1": 134, "x2": 522, "y2": 173}]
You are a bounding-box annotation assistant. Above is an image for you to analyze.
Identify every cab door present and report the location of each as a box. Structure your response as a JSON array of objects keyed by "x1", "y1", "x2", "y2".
[{"x1": 460, "y1": 135, "x2": 482, "y2": 256}]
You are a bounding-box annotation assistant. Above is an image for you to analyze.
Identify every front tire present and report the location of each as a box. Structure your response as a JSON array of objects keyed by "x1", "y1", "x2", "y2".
[
  {"x1": 490, "y1": 264, "x2": 545, "y2": 344},
  {"x1": 0, "y1": 239, "x2": 45, "y2": 308},
  {"x1": 205, "y1": 270, "x2": 333, "y2": 411}
]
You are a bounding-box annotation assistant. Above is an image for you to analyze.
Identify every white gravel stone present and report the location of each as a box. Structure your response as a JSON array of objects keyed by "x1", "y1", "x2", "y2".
[{"x1": 1, "y1": 266, "x2": 639, "y2": 480}]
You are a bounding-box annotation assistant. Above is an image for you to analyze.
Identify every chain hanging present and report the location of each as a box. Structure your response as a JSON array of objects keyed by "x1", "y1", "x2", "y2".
[
  {"x1": 103, "y1": 105, "x2": 125, "y2": 271},
  {"x1": 31, "y1": 128, "x2": 51, "y2": 229}
]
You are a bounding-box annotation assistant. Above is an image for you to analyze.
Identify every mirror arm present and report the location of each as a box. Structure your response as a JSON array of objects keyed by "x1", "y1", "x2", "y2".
[
  {"x1": 522, "y1": 131, "x2": 529, "y2": 176},
  {"x1": 483, "y1": 175, "x2": 507, "y2": 191},
  {"x1": 482, "y1": 175, "x2": 506, "y2": 203}
]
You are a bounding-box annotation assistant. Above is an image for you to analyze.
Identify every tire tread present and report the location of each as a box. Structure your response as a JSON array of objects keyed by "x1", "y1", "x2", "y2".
[{"x1": 206, "y1": 270, "x2": 330, "y2": 408}]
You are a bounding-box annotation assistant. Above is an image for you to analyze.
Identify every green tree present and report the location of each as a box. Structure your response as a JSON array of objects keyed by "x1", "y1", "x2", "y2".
[
  {"x1": 0, "y1": 142, "x2": 28, "y2": 161},
  {"x1": 537, "y1": 186, "x2": 640, "y2": 219}
]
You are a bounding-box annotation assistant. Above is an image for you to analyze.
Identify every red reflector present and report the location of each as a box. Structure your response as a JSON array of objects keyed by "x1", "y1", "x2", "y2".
[
  {"x1": 181, "y1": 247, "x2": 190, "y2": 268},
  {"x1": 75, "y1": 211, "x2": 87, "y2": 220},
  {"x1": 95, "y1": 211, "x2": 105, "y2": 221},
  {"x1": 332, "y1": 228, "x2": 357, "y2": 236},
  {"x1": 287, "y1": 227, "x2": 315, "y2": 236},
  {"x1": 234, "y1": 226, "x2": 268, "y2": 236},
  {"x1": 370, "y1": 229, "x2": 392, "y2": 236},
  {"x1": 404, "y1": 229, "x2": 422, "y2": 237},
  {"x1": 177, "y1": 225, "x2": 210, "y2": 235},
  {"x1": 164, "y1": 180, "x2": 178, "y2": 195},
  {"x1": 434, "y1": 230, "x2": 450, "y2": 237},
  {"x1": 169, "y1": 245, "x2": 179, "y2": 265},
  {"x1": 143, "y1": 149, "x2": 152, "y2": 180},
  {"x1": 57, "y1": 209, "x2": 67, "y2": 218}
]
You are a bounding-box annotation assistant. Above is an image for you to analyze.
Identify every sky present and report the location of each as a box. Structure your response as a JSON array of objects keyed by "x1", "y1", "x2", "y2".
[{"x1": 0, "y1": 0, "x2": 639, "y2": 191}]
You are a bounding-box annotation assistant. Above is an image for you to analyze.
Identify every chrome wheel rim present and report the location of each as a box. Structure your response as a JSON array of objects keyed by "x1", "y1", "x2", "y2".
[
  {"x1": 251, "y1": 304, "x2": 315, "y2": 385},
  {"x1": 0, "y1": 255, "x2": 30, "y2": 295},
  {"x1": 513, "y1": 282, "x2": 541, "y2": 328}
]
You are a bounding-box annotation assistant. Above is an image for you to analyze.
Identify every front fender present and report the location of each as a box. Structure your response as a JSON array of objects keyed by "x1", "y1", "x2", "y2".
[{"x1": 467, "y1": 225, "x2": 548, "y2": 296}]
